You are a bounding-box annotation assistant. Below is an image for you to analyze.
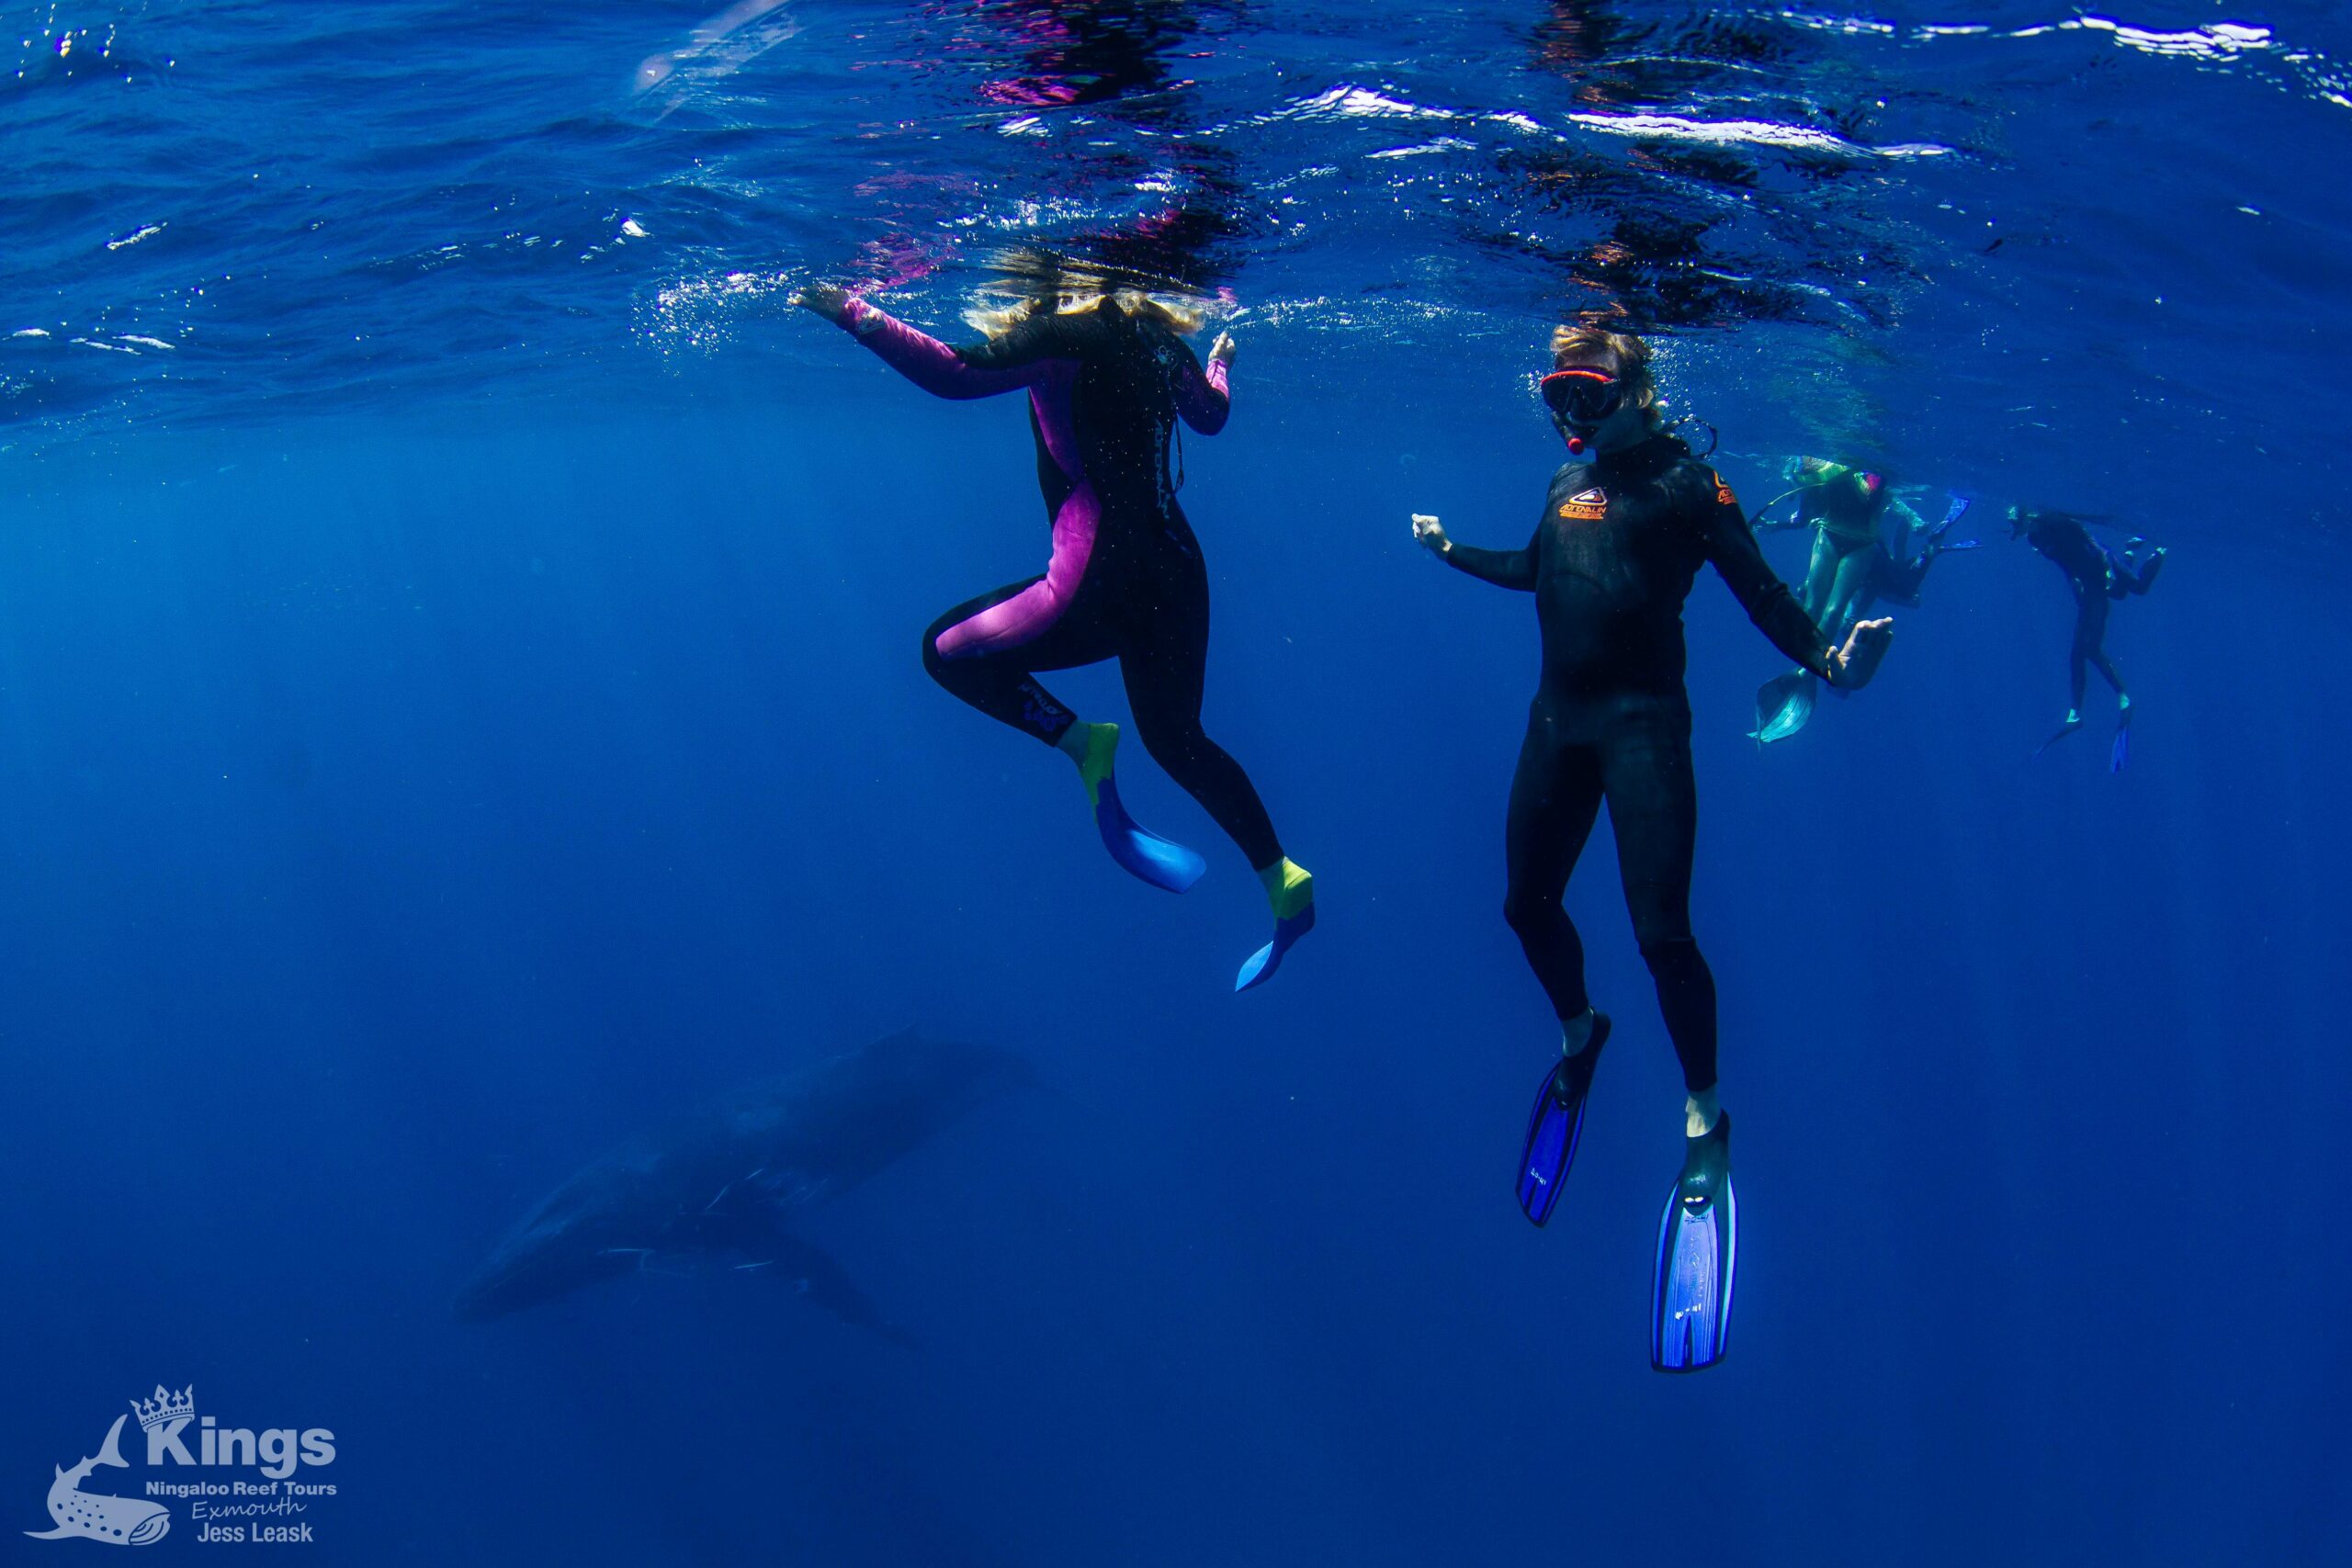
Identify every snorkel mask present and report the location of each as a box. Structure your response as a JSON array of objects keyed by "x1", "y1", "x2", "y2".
[{"x1": 1540, "y1": 367, "x2": 1624, "y2": 455}]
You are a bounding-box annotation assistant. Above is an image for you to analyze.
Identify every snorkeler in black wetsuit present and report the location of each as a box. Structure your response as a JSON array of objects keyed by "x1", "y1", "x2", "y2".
[
  {"x1": 2010, "y1": 506, "x2": 2165, "y2": 770},
  {"x1": 1410, "y1": 325, "x2": 1893, "y2": 1371}
]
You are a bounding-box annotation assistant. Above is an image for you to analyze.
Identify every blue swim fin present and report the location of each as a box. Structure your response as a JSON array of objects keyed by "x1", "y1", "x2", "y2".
[
  {"x1": 1233, "y1": 908, "x2": 1312, "y2": 991},
  {"x1": 1078, "y1": 725, "x2": 1205, "y2": 893},
  {"x1": 1916, "y1": 499, "x2": 1979, "y2": 553},
  {"x1": 1093, "y1": 773, "x2": 1206, "y2": 892},
  {"x1": 2110, "y1": 704, "x2": 2132, "y2": 773},
  {"x1": 1652, "y1": 1113, "x2": 1737, "y2": 1373},
  {"x1": 1235, "y1": 858, "x2": 1315, "y2": 991},
  {"x1": 2035, "y1": 712, "x2": 2083, "y2": 759},
  {"x1": 1516, "y1": 1012, "x2": 1610, "y2": 1226},
  {"x1": 1750, "y1": 671, "x2": 1817, "y2": 744}
]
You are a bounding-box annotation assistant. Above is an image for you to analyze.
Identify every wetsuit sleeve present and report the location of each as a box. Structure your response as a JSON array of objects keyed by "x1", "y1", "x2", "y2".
[
  {"x1": 1170, "y1": 338, "x2": 1231, "y2": 434},
  {"x1": 838, "y1": 296, "x2": 1056, "y2": 400},
  {"x1": 1440, "y1": 525, "x2": 1541, "y2": 591},
  {"x1": 1694, "y1": 473, "x2": 1838, "y2": 680}
]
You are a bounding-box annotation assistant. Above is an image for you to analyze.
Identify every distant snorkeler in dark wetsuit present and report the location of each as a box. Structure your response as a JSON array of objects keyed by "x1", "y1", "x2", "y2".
[
  {"x1": 2011, "y1": 505, "x2": 2166, "y2": 772},
  {"x1": 1747, "y1": 457, "x2": 1974, "y2": 743},
  {"x1": 1409, "y1": 325, "x2": 1894, "y2": 1371},
  {"x1": 796, "y1": 256, "x2": 1312, "y2": 989}
]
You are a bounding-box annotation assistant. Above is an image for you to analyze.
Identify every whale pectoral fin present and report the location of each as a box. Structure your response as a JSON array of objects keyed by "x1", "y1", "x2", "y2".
[
  {"x1": 26, "y1": 1528, "x2": 76, "y2": 1540},
  {"x1": 752, "y1": 1231, "x2": 907, "y2": 1344}
]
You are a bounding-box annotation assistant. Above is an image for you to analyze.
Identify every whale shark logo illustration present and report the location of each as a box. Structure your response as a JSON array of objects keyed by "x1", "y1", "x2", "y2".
[{"x1": 25, "y1": 1415, "x2": 170, "y2": 1546}]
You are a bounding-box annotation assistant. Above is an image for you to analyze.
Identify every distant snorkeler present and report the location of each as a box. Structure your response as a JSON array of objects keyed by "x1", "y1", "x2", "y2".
[
  {"x1": 796, "y1": 252, "x2": 1312, "y2": 990},
  {"x1": 1864, "y1": 489, "x2": 1976, "y2": 612},
  {"x1": 1747, "y1": 457, "x2": 1975, "y2": 743},
  {"x1": 1408, "y1": 326, "x2": 1893, "y2": 1371},
  {"x1": 2010, "y1": 505, "x2": 2166, "y2": 772}
]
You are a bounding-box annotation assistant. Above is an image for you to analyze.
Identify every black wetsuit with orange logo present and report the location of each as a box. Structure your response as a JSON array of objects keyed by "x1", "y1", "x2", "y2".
[{"x1": 1438, "y1": 434, "x2": 1834, "y2": 1093}]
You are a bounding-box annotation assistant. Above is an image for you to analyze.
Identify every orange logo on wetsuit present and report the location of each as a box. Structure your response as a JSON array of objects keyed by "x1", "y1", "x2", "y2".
[
  {"x1": 1558, "y1": 487, "x2": 1608, "y2": 522},
  {"x1": 1711, "y1": 469, "x2": 1738, "y2": 507}
]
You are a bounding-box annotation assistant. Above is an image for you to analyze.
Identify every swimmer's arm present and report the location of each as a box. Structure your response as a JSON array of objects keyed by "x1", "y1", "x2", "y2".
[
  {"x1": 1696, "y1": 486, "x2": 1838, "y2": 678},
  {"x1": 1747, "y1": 492, "x2": 1808, "y2": 532},
  {"x1": 798, "y1": 287, "x2": 1048, "y2": 400},
  {"x1": 1172, "y1": 333, "x2": 1234, "y2": 434},
  {"x1": 1414, "y1": 513, "x2": 1538, "y2": 591}
]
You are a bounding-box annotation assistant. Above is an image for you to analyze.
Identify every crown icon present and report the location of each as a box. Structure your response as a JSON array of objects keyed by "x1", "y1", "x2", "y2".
[{"x1": 131, "y1": 1384, "x2": 195, "y2": 1431}]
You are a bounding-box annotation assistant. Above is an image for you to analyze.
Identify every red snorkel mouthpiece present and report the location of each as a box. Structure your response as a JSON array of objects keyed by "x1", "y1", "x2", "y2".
[{"x1": 1566, "y1": 434, "x2": 1587, "y2": 454}]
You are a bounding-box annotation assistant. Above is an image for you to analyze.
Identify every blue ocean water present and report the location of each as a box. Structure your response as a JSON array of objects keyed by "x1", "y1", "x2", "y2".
[{"x1": 4, "y1": 2, "x2": 2348, "y2": 1562}]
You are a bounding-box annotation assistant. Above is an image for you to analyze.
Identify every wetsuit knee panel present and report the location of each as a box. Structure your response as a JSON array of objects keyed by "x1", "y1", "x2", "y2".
[
  {"x1": 1636, "y1": 932, "x2": 1706, "y2": 976},
  {"x1": 1503, "y1": 886, "x2": 1564, "y2": 934}
]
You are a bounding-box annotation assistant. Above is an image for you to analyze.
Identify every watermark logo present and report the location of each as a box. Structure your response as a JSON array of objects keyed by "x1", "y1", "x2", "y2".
[
  {"x1": 26, "y1": 1386, "x2": 338, "y2": 1549},
  {"x1": 25, "y1": 1416, "x2": 169, "y2": 1546},
  {"x1": 132, "y1": 1387, "x2": 195, "y2": 1468}
]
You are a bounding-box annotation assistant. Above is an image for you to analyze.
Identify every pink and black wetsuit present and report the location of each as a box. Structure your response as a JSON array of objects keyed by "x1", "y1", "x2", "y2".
[{"x1": 833, "y1": 294, "x2": 1283, "y2": 870}]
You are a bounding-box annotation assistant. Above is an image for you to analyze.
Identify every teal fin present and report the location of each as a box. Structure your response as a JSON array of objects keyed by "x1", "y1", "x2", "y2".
[{"x1": 1750, "y1": 671, "x2": 1817, "y2": 743}]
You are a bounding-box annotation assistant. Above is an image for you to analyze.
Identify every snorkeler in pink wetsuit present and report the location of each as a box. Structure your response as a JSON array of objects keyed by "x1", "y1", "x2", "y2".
[{"x1": 797, "y1": 265, "x2": 1313, "y2": 989}]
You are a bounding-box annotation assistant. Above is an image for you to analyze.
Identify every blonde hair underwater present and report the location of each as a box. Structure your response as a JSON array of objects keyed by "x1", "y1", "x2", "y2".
[{"x1": 964, "y1": 264, "x2": 1213, "y2": 340}]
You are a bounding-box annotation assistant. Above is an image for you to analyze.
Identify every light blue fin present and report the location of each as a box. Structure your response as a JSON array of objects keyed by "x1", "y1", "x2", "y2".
[{"x1": 1093, "y1": 774, "x2": 1206, "y2": 893}]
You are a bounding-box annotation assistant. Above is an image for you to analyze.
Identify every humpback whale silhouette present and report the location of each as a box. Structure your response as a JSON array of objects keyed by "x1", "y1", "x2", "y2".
[{"x1": 456, "y1": 1029, "x2": 1031, "y2": 1329}]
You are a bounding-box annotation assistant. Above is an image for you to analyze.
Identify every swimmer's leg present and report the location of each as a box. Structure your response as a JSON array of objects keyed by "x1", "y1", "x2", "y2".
[
  {"x1": 1116, "y1": 565, "x2": 1307, "y2": 984},
  {"x1": 921, "y1": 578, "x2": 1109, "y2": 746},
  {"x1": 922, "y1": 581, "x2": 1204, "y2": 892}
]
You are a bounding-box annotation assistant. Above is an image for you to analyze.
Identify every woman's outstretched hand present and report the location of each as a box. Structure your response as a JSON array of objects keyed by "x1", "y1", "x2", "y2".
[
  {"x1": 795, "y1": 283, "x2": 852, "y2": 324},
  {"x1": 1833, "y1": 616, "x2": 1894, "y2": 688},
  {"x1": 1410, "y1": 513, "x2": 1451, "y2": 556},
  {"x1": 1209, "y1": 331, "x2": 1237, "y2": 366}
]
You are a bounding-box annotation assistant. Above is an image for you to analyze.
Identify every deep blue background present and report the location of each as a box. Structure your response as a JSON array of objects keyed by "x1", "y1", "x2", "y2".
[{"x1": 3, "y1": 334, "x2": 2345, "y2": 1562}]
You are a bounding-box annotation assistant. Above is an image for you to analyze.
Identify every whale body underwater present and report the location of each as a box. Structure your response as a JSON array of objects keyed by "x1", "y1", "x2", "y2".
[{"x1": 456, "y1": 1030, "x2": 1032, "y2": 1328}]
